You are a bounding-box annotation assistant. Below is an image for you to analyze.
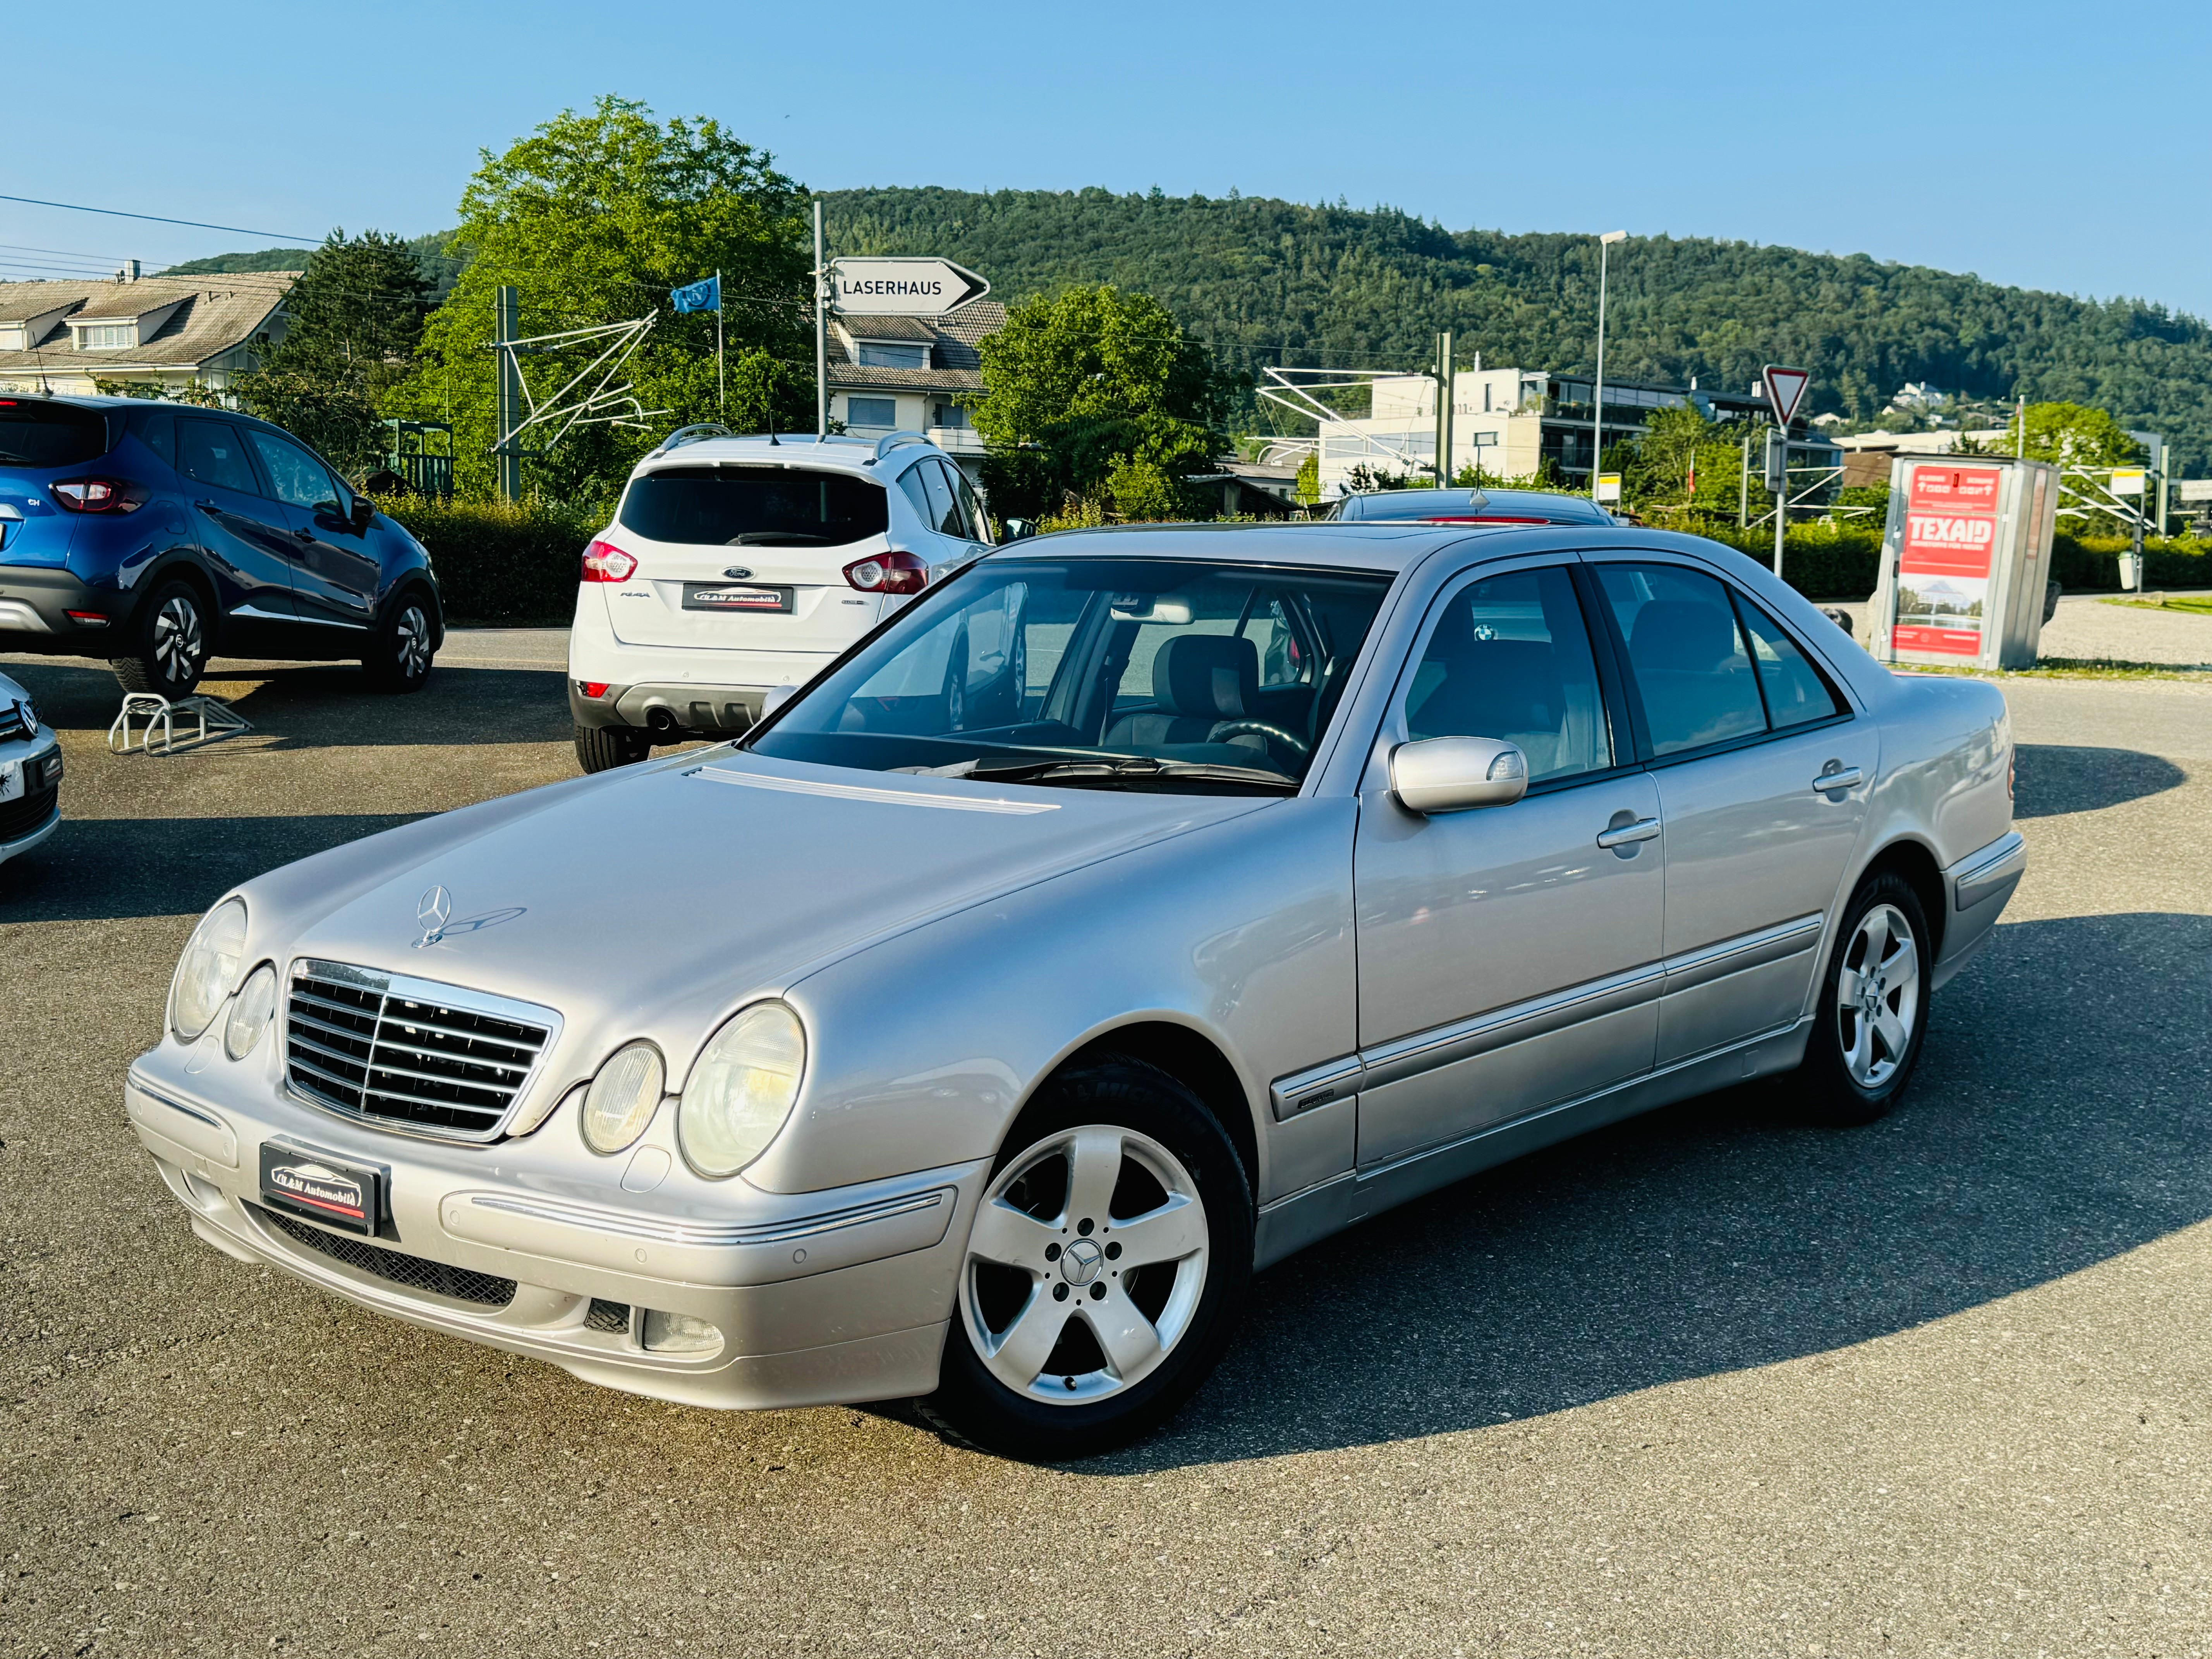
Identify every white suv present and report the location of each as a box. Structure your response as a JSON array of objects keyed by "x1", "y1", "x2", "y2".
[{"x1": 568, "y1": 429, "x2": 994, "y2": 771}]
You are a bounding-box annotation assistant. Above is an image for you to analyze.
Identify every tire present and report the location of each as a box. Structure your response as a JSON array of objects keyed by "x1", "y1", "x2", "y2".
[
  {"x1": 364, "y1": 591, "x2": 436, "y2": 693},
  {"x1": 921, "y1": 1056, "x2": 1252, "y2": 1461},
  {"x1": 1797, "y1": 870, "x2": 1932, "y2": 1125},
  {"x1": 575, "y1": 723, "x2": 651, "y2": 774},
  {"x1": 110, "y1": 579, "x2": 210, "y2": 698}
]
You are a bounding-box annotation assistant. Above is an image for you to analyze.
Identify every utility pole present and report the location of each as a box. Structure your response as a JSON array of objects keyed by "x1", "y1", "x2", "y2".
[
  {"x1": 715, "y1": 269, "x2": 725, "y2": 419},
  {"x1": 1590, "y1": 231, "x2": 1626, "y2": 496},
  {"x1": 1739, "y1": 431, "x2": 1751, "y2": 528},
  {"x1": 1434, "y1": 330, "x2": 1455, "y2": 487},
  {"x1": 495, "y1": 284, "x2": 521, "y2": 503},
  {"x1": 814, "y1": 201, "x2": 828, "y2": 438}
]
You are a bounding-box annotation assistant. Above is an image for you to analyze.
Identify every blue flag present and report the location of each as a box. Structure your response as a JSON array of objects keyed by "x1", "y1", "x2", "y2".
[{"x1": 671, "y1": 275, "x2": 720, "y2": 314}]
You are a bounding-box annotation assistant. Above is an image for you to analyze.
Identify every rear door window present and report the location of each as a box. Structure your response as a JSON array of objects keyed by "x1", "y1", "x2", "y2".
[
  {"x1": 1736, "y1": 598, "x2": 1844, "y2": 728},
  {"x1": 0, "y1": 399, "x2": 113, "y2": 468},
  {"x1": 618, "y1": 466, "x2": 888, "y2": 548},
  {"x1": 919, "y1": 461, "x2": 964, "y2": 538},
  {"x1": 1595, "y1": 564, "x2": 1767, "y2": 756},
  {"x1": 178, "y1": 419, "x2": 263, "y2": 495}
]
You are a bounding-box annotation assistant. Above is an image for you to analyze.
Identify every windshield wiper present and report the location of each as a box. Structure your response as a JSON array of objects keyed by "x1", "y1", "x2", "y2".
[
  {"x1": 957, "y1": 756, "x2": 1298, "y2": 794},
  {"x1": 726, "y1": 531, "x2": 833, "y2": 546}
]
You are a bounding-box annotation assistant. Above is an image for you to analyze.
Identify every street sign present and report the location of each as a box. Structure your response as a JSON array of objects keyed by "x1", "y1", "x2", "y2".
[
  {"x1": 1762, "y1": 364, "x2": 1812, "y2": 429},
  {"x1": 1594, "y1": 472, "x2": 1622, "y2": 504},
  {"x1": 2110, "y1": 467, "x2": 2146, "y2": 496},
  {"x1": 830, "y1": 257, "x2": 990, "y2": 317}
]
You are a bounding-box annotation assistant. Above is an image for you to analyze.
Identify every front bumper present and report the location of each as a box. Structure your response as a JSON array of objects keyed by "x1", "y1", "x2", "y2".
[
  {"x1": 0, "y1": 733, "x2": 64, "y2": 865},
  {"x1": 124, "y1": 1042, "x2": 988, "y2": 1411}
]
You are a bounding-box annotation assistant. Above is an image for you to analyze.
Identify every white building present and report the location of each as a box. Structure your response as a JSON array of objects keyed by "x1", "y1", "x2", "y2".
[{"x1": 825, "y1": 301, "x2": 1005, "y2": 479}]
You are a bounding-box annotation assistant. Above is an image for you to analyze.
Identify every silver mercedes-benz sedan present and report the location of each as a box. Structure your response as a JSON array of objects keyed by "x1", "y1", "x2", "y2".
[{"x1": 125, "y1": 522, "x2": 2023, "y2": 1458}]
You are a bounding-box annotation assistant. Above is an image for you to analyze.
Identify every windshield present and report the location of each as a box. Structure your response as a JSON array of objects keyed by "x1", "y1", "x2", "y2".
[
  {"x1": 618, "y1": 465, "x2": 889, "y2": 547},
  {"x1": 0, "y1": 399, "x2": 113, "y2": 469},
  {"x1": 745, "y1": 557, "x2": 1395, "y2": 793}
]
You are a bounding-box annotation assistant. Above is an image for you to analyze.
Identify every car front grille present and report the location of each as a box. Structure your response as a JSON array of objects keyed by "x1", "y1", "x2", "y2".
[
  {"x1": 283, "y1": 958, "x2": 560, "y2": 1142},
  {"x1": 0, "y1": 778, "x2": 58, "y2": 843},
  {"x1": 249, "y1": 1203, "x2": 518, "y2": 1307},
  {"x1": 0, "y1": 702, "x2": 31, "y2": 744}
]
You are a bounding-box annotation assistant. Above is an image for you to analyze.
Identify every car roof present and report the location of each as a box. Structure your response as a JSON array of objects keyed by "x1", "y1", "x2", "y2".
[
  {"x1": 1334, "y1": 487, "x2": 1615, "y2": 525},
  {"x1": 631, "y1": 433, "x2": 924, "y2": 479},
  {"x1": 982, "y1": 520, "x2": 1571, "y2": 575}
]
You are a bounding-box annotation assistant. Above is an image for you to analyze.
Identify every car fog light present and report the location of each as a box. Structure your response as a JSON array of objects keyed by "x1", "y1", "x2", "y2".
[
  {"x1": 641, "y1": 1309, "x2": 720, "y2": 1354},
  {"x1": 223, "y1": 963, "x2": 278, "y2": 1060},
  {"x1": 580, "y1": 1042, "x2": 665, "y2": 1155},
  {"x1": 170, "y1": 898, "x2": 247, "y2": 1042},
  {"x1": 677, "y1": 1001, "x2": 805, "y2": 1178}
]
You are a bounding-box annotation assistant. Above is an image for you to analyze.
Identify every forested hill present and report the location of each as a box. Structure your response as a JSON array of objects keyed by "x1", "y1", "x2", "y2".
[{"x1": 823, "y1": 186, "x2": 2212, "y2": 470}]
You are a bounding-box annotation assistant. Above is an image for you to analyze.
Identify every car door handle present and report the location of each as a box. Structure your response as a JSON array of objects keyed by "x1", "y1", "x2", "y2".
[
  {"x1": 1595, "y1": 817, "x2": 1662, "y2": 849},
  {"x1": 1812, "y1": 767, "x2": 1864, "y2": 793},
  {"x1": 292, "y1": 527, "x2": 315, "y2": 542},
  {"x1": 193, "y1": 499, "x2": 219, "y2": 514}
]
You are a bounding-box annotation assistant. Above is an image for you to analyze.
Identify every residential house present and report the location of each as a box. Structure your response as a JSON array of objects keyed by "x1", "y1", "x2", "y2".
[
  {"x1": 0, "y1": 271, "x2": 299, "y2": 399},
  {"x1": 827, "y1": 300, "x2": 1005, "y2": 483}
]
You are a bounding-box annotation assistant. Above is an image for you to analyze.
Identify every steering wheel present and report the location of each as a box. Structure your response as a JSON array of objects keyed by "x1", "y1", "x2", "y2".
[{"x1": 1209, "y1": 720, "x2": 1310, "y2": 760}]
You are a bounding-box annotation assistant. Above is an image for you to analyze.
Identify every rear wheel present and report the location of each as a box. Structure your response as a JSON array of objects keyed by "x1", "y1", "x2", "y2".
[
  {"x1": 364, "y1": 592, "x2": 435, "y2": 693},
  {"x1": 575, "y1": 723, "x2": 651, "y2": 774},
  {"x1": 922, "y1": 1057, "x2": 1252, "y2": 1461},
  {"x1": 1797, "y1": 871, "x2": 1930, "y2": 1125},
  {"x1": 111, "y1": 580, "x2": 209, "y2": 698}
]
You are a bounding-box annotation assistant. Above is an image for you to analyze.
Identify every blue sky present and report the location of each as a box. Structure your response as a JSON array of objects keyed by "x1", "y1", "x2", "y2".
[{"x1": 10, "y1": 0, "x2": 2209, "y2": 315}]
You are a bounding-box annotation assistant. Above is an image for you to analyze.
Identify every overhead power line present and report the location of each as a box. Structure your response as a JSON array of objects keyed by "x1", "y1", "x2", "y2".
[{"x1": 0, "y1": 193, "x2": 320, "y2": 244}]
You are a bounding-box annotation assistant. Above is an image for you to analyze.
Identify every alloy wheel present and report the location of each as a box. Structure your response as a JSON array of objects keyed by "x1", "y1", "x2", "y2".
[
  {"x1": 393, "y1": 605, "x2": 431, "y2": 678},
  {"x1": 1836, "y1": 902, "x2": 1920, "y2": 1089},
  {"x1": 153, "y1": 595, "x2": 204, "y2": 683},
  {"x1": 960, "y1": 1125, "x2": 1210, "y2": 1405}
]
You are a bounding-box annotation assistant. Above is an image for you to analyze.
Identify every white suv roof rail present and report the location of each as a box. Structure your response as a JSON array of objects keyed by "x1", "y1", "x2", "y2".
[
  {"x1": 653, "y1": 423, "x2": 734, "y2": 456},
  {"x1": 868, "y1": 431, "x2": 931, "y2": 466}
]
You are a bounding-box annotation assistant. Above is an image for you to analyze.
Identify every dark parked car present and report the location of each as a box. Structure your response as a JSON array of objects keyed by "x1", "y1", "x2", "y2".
[
  {"x1": 1328, "y1": 486, "x2": 1618, "y2": 527},
  {"x1": 0, "y1": 394, "x2": 441, "y2": 697}
]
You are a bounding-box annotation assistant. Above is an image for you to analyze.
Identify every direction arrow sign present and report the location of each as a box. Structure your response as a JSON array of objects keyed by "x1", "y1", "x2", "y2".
[
  {"x1": 1762, "y1": 364, "x2": 1812, "y2": 429},
  {"x1": 830, "y1": 257, "x2": 990, "y2": 317}
]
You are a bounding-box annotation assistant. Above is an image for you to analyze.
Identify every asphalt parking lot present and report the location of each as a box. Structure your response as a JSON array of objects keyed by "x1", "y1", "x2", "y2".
[{"x1": 3, "y1": 630, "x2": 2209, "y2": 1658}]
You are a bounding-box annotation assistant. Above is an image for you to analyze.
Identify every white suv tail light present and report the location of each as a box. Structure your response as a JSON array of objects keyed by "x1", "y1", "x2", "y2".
[
  {"x1": 581, "y1": 539, "x2": 637, "y2": 583},
  {"x1": 842, "y1": 549, "x2": 928, "y2": 595}
]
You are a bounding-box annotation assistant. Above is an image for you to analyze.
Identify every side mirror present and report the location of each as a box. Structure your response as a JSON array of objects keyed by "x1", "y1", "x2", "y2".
[
  {"x1": 1390, "y1": 736, "x2": 1528, "y2": 814},
  {"x1": 759, "y1": 684, "x2": 799, "y2": 720},
  {"x1": 1002, "y1": 517, "x2": 1037, "y2": 542},
  {"x1": 350, "y1": 497, "x2": 374, "y2": 531}
]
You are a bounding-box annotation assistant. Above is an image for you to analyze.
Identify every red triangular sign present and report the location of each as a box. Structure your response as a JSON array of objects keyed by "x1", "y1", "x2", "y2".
[{"x1": 1763, "y1": 365, "x2": 1811, "y2": 428}]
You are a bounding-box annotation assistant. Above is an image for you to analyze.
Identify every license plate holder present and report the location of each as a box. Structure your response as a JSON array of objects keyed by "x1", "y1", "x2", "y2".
[
  {"x1": 259, "y1": 1141, "x2": 384, "y2": 1236},
  {"x1": 682, "y1": 582, "x2": 793, "y2": 614}
]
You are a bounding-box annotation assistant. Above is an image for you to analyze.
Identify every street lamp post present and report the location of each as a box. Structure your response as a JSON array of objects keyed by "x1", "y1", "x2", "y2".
[{"x1": 1591, "y1": 230, "x2": 1626, "y2": 499}]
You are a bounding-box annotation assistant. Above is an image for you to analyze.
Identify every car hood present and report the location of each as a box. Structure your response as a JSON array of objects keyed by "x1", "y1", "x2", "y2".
[{"x1": 245, "y1": 750, "x2": 1271, "y2": 1049}]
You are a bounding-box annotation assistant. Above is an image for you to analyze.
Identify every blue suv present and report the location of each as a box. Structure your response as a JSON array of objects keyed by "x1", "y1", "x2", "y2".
[{"x1": 0, "y1": 394, "x2": 442, "y2": 697}]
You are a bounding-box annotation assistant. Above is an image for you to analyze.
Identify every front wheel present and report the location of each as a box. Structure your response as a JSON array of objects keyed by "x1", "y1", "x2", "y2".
[
  {"x1": 111, "y1": 580, "x2": 209, "y2": 698},
  {"x1": 922, "y1": 1057, "x2": 1252, "y2": 1461},
  {"x1": 364, "y1": 593, "x2": 435, "y2": 693},
  {"x1": 1798, "y1": 871, "x2": 1931, "y2": 1125}
]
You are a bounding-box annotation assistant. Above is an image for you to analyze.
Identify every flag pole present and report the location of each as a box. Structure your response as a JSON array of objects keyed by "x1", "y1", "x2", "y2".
[{"x1": 715, "y1": 269, "x2": 724, "y2": 419}]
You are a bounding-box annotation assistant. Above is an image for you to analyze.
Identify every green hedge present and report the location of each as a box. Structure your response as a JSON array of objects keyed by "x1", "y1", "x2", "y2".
[
  {"x1": 380, "y1": 498, "x2": 604, "y2": 625},
  {"x1": 1692, "y1": 523, "x2": 2210, "y2": 601}
]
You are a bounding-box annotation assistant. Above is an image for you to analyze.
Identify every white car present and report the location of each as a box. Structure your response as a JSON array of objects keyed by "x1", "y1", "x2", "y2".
[
  {"x1": 0, "y1": 668, "x2": 63, "y2": 868},
  {"x1": 567, "y1": 429, "x2": 994, "y2": 772}
]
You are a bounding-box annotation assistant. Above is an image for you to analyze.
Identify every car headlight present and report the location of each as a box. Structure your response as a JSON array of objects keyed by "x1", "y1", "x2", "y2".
[
  {"x1": 170, "y1": 898, "x2": 247, "y2": 1042},
  {"x1": 677, "y1": 1002, "x2": 805, "y2": 1178},
  {"x1": 580, "y1": 1041, "x2": 666, "y2": 1156},
  {"x1": 223, "y1": 963, "x2": 278, "y2": 1060}
]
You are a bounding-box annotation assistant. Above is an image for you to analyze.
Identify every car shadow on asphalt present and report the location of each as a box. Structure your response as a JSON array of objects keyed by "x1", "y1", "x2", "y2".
[
  {"x1": 0, "y1": 658, "x2": 575, "y2": 748},
  {"x1": 0, "y1": 814, "x2": 424, "y2": 921},
  {"x1": 2012, "y1": 744, "x2": 2187, "y2": 818},
  {"x1": 1094, "y1": 909, "x2": 2212, "y2": 1473}
]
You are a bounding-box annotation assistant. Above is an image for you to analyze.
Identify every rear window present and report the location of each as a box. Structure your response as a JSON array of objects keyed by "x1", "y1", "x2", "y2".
[
  {"x1": 0, "y1": 399, "x2": 115, "y2": 469},
  {"x1": 618, "y1": 465, "x2": 888, "y2": 548}
]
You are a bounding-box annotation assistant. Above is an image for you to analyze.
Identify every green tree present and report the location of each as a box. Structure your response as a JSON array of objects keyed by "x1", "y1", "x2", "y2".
[
  {"x1": 2009, "y1": 400, "x2": 2143, "y2": 467},
  {"x1": 1294, "y1": 451, "x2": 1319, "y2": 504},
  {"x1": 235, "y1": 230, "x2": 432, "y2": 474},
  {"x1": 386, "y1": 96, "x2": 812, "y2": 501},
  {"x1": 970, "y1": 284, "x2": 1227, "y2": 520}
]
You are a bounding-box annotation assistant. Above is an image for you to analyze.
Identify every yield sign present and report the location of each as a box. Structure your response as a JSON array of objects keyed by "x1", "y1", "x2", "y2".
[
  {"x1": 1762, "y1": 364, "x2": 1812, "y2": 428},
  {"x1": 830, "y1": 257, "x2": 991, "y2": 317}
]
